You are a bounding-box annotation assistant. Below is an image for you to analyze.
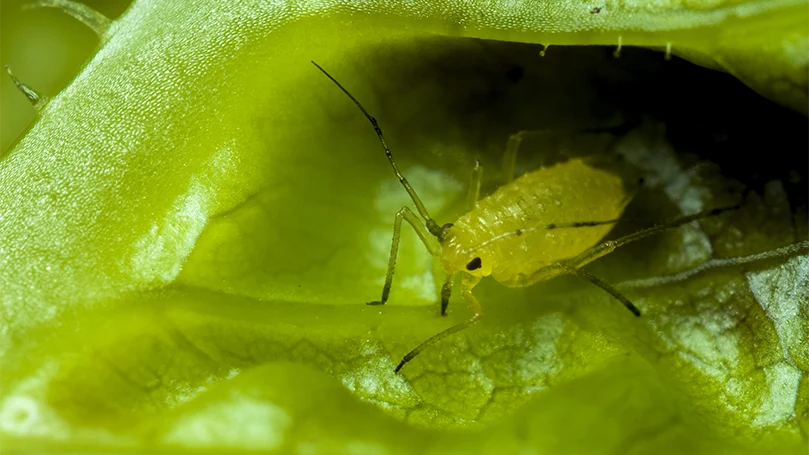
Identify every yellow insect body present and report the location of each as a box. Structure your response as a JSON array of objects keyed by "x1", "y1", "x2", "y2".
[
  {"x1": 441, "y1": 159, "x2": 629, "y2": 287},
  {"x1": 312, "y1": 61, "x2": 735, "y2": 373}
]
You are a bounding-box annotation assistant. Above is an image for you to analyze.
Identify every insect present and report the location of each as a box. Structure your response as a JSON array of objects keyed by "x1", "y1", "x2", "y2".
[{"x1": 312, "y1": 61, "x2": 737, "y2": 373}]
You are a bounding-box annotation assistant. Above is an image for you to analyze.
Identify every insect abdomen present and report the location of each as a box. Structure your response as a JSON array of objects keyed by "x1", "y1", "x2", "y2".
[{"x1": 452, "y1": 159, "x2": 629, "y2": 286}]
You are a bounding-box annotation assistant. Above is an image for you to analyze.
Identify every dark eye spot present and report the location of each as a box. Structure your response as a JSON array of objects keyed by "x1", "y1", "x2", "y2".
[{"x1": 466, "y1": 257, "x2": 482, "y2": 271}]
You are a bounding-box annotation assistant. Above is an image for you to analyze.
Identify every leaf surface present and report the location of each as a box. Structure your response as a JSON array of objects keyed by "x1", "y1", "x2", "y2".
[{"x1": 1, "y1": 0, "x2": 807, "y2": 453}]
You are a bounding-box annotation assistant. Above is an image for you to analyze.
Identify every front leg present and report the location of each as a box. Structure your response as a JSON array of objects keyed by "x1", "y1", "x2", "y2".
[
  {"x1": 395, "y1": 273, "x2": 482, "y2": 373},
  {"x1": 368, "y1": 206, "x2": 441, "y2": 306}
]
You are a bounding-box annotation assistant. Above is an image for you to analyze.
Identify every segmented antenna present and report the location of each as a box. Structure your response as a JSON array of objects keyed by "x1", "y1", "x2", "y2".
[{"x1": 312, "y1": 61, "x2": 442, "y2": 236}]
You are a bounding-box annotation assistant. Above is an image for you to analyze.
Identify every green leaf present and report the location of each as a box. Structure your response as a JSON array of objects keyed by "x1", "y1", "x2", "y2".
[{"x1": 1, "y1": 0, "x2": 807, "y2": 453}]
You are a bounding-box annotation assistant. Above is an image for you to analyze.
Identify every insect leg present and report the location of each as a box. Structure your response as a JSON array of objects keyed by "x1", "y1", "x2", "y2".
[
  {"x1": 466, "y1": 159, "x2": 483, "y2": 210},
  {"x1": 566, "y1": 205, "x2": 740, "y2": 270},
  {"x1": 368, "y1": 206, "x2": 442, "y2": 306},
  {"x1": 502, "y1": 130, "x2": 559, "y2": 182},
  {"x1": 561, "y1": 265, "x2": 641, "y2": 316},
  {"x1": 502, "y1": 131, "x2": 524, "y2": 182},
  {"x1": 522, "y1": 205, "x2": 740, "y2": 315},
  {"x1": 440, "y1": 272, "x2": 454, "y2": 316},
  {"x1": 395, "y1": 275, "x2": 482, "y2": 373}
]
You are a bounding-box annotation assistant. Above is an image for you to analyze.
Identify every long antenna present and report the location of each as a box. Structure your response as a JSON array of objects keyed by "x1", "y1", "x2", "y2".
[{"x1": 312, "y1": 61, "x2": 441, "y2": 236}]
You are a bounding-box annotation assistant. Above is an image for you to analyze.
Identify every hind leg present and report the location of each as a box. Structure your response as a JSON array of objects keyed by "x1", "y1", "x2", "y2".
[{"x1": 522, "y1": 205, "x2": 740, "y2": 316}]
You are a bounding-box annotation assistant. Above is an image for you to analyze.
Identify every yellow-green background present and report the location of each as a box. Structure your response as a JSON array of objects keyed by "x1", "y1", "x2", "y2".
[{"x1": 1, "y1": 0, "x2": 807, "y2": 453}]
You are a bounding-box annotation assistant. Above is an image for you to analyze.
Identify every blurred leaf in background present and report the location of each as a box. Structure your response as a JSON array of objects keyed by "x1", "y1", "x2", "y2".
[{"x1": 0, "y1": 0, "x2": 130, "y2": 151}]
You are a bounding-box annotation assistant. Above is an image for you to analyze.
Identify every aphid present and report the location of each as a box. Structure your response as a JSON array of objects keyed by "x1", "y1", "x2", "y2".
[{"x1": 312, "y1": 61, "x2": 737, "y2": 373}]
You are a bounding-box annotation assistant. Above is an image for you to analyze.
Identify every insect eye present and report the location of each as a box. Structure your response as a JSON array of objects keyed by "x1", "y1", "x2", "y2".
[{"x1": 466, "y1": 257, "x2": 482, "y2": 271}]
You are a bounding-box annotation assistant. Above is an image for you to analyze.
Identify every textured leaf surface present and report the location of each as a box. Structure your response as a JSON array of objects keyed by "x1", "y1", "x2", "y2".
[{"x1": 1, "y1": 0, "x2": 807, "y2": 453}]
